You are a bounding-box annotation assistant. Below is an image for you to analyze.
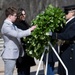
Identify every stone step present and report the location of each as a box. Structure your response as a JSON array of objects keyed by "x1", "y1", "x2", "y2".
[
  {"x1": 0, "y1": 46, "x2": 3, "y2": 51},
  {"x1": 0, "y1": 38, "x2": 4, "y2": 52},
  {"x1": 0, "y1": 39, "x2": 3, "y2": 41},
  {"x1": 0, "y1": 41, "x2": 4, "y2": 43},
  {"x1": 0, "y1": 44, "x2": 4, "y2": 46},
  {"x1": 0, "y1": 47, "x2": 3, "y2": 50}
]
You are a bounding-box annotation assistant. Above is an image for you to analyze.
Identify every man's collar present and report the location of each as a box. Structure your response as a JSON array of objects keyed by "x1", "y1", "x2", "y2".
[
  {"x1": 66, "y1": 16, "x2": 75, "y2": 24},
  {"x1": 4, "y1": 19, "x2": 13, "y2": 25}
]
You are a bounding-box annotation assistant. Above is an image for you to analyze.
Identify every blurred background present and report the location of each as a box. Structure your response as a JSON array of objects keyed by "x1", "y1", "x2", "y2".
[{"x1": 0, "y1": 0, "x2": 75, "y2": 34}]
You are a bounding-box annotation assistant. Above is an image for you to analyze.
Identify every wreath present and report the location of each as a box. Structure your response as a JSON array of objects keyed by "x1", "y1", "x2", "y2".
[{"x1": 23, "y1": 4, "x2": 66, "y2": 59}]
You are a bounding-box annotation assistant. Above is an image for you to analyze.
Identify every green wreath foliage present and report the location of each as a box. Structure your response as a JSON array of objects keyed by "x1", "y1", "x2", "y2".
[{"x1": 23, "y1": 4, "x2": 66, "y2": 59}]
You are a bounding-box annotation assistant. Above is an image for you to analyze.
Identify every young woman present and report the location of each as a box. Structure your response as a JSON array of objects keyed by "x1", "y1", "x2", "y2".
[{"x1": 14, "y1": 8, "x2": 36, "y2": 75}]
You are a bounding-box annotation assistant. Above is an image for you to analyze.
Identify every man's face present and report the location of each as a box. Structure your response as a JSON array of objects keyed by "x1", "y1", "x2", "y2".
[
  {"x1": 66, "y1": 11, "x2": 74, "y2": 20},
  {"x1": 9, "y1": 13, "x2": 17, "y2": 22}
]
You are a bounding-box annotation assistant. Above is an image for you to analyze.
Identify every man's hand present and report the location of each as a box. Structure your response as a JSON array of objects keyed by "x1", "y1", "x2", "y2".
[{"x1": 30, "y1": 26, "x2": 36, "y2": 31}]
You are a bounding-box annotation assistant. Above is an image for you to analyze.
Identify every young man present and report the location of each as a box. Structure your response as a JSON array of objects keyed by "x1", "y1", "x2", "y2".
[
  {"x1": 1, "y1": 7, "x2": 36, "y2": 75},
  {"x1": 48, "y1": 5, "x2": 75, "y2": 75}
]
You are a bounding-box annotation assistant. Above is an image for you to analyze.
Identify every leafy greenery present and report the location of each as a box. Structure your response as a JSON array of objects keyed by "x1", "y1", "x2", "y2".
[{"x1": 23, "y1": 4, "x2": 66, "y2": 59}]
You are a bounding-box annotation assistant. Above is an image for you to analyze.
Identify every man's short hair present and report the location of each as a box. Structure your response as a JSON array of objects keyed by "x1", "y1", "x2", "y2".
[{"x1": 5, "y1": 7, "x2": 17, "y2": 17}]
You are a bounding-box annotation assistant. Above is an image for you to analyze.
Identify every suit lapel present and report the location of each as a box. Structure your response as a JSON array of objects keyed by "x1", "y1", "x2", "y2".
[{"x1": 62, "y1": 18, "x2": 75, "y2": 32}]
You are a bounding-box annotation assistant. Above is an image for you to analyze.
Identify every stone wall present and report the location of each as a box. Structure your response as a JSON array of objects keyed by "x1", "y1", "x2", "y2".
[{"x1": 0, "y1": 0, "x2": 75, "y2": 30}]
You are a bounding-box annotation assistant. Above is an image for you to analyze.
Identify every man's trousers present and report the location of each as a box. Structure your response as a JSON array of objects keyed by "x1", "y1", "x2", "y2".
[{"x1": 3, "y1": 59, "x2": 16, "y2": 75}]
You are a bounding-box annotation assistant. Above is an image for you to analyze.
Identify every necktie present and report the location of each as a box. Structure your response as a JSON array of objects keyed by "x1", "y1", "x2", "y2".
[{"x1": 13, "y1": 24, "x2": 16, "y2": 30}]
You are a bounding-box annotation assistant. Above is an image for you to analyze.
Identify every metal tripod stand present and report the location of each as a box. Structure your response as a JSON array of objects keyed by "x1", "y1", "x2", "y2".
[{"x1": 36, "y1": 41, "x2": 68, "y2": 75}]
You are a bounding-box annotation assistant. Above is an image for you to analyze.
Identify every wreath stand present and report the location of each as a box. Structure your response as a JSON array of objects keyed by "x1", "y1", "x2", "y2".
[{"x1": 35, "y1": 41, "x2": 68, "y2": 75}]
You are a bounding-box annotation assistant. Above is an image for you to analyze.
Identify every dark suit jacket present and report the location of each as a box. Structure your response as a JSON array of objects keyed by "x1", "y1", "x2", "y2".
[
  {"x1": 52, "y1": 17, "x2": 75, "y2": 75},
  {"x1": 14, "y1": 20, "x2": 36, "y2": 68}
]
